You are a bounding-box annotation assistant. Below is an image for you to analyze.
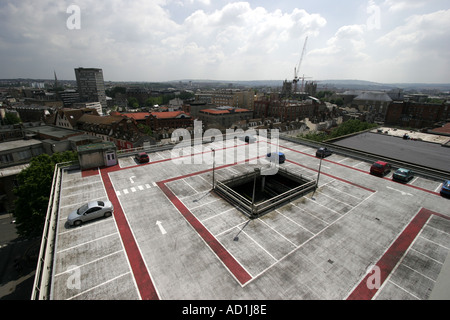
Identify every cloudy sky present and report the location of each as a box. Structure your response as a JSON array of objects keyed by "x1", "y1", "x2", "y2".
[{"x1": 0, "y1": 0, "x2": 449, "y2": 83}]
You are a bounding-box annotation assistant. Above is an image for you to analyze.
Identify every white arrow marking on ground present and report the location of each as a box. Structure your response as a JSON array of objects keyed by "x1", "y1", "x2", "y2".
[
  {"x1": 156, "y1": 221, "x2": 167, "y2": 235},
  {"x1": 386, "y1": 186, "x2": 412, "y2": 196},
  {"x1": 130, "y1": 176, "x2": 136, "y2": 183}
]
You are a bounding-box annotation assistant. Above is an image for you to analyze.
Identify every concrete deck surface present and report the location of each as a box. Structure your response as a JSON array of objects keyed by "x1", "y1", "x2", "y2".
[{"x1": 50, "y1": 136, "x2": 449, "y2": 300}]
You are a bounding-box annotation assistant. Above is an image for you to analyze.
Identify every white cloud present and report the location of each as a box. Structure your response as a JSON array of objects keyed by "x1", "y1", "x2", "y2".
[
  {"x1": 382, "y1": 0, "x2": 427, "y2": 12},
  {"x1": 374, "y1": 9, "x2": 450, "y2": 82},
  {"x1": 308, "y1": 24, "x2": 369, "y2": 64},
  {"x1": 0, "y1": 0, "x2": 327, "y2": 81},
  {"x1": 168, "y1": 2, "x2": 327, "y2": 79},
  {"x1": 377, "y1": 9, "x2": 450, "y2": 47},
  {"x1": 1, "y1": 0, "x2": 447, "y2": 82}
]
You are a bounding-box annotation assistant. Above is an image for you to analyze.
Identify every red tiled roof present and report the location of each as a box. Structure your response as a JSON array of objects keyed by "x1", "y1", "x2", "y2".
[
  {"x1": 150, "y1": 111, "x2": 191, "y2": 119},
  {"x1": 200, "y1": 108, "x2": 250, "y2": 115},
  {"x1": 430, "y1": 123, "x2": 450, "y2": 135},
  {"x1": 121, "y1": 112, "x2": 150, "y2": 121},
  {"x1": 78, "y1": 114, "x2": 124, "y2": 124}
]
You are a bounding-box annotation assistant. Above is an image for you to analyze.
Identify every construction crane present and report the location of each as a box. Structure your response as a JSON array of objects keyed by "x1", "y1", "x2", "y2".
[{"x1": 293, "y1": 36, "x2": 308, "y2": 93}]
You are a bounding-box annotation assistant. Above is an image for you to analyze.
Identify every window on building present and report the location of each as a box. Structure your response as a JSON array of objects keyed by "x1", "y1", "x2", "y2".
[
  {"x1": 17, "y1": 150, "x2": 32, "y2": 161},
  {"x1": 0, "y1": 154, "x2": 13, "y2": 164}
]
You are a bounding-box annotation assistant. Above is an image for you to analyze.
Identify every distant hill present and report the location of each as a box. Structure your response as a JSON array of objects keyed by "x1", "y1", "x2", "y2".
[
  {"x1": 315, "y1": 80, "x2": 450, "y2": 91},
  {"x1": 177, "y1": 79, "x2": 450, "y2": 91},
  {"x1": 3, "y1": 77, "x2": 449, "y2": 92}
]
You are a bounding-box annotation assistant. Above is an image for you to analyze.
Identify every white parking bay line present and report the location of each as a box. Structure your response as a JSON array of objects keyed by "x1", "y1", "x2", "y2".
[
  {"x1": 145, "y1": 184, "x2": 151, "y2": 189},
  {"x1": 123, "y1": 189, "x2": 129, "y2": 194},
  {"x1": 130, "y1": 187, "x2": 136, "y2": 192},
  {"x1": 138, "y1": 185, "x2": 144, "y2": 191}
]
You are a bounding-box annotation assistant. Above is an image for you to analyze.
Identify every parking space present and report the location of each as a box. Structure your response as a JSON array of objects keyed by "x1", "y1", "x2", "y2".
[
  {"x1": 279, "y1": 142, "x2": 443, "y2": 196},
  {"x1": 163, "y1": 157, "x2": 376, "y2": 284},
  {"x1": 51, "y1": 168, "x2": 139, "y2": 300},
  {"x1": 49, "y1": 135, "x2": 450, "y2": 300}
]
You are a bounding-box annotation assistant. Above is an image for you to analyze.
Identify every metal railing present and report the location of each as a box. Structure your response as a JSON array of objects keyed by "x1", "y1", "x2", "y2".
[
  {"x1": 280, "y1": 133, "x2": 450, "y2": 181},
  {"x1": 214, "y1": 168, "x2": 317, "y2": 219}
]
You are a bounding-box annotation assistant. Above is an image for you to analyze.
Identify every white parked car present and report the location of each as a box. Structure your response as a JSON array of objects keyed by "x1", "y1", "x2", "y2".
[{"x1": 67, "y1": 200, "x2": 114, "y2": 226}]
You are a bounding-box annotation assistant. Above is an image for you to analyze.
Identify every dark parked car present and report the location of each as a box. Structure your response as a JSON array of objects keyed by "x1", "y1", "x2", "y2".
[
  {"x1": 240, "y1": 135, "x2": 256, "y2": 143},
  {"x1": 67, "y1": 200, "x2": 114, "y2": 226},
  {"x1": 392, "y1": 168, "x2": 414, "y2": 183},
  {"x1": 440, "y1": 180, "x2": 450, "y2": 198},
  {"x1": 267, "y1": 152, "x2": 286, "y2": 164},
  {"x1": 135, "y1": 152, "x2": 149, "y2": 163},
  {"x1": 316, "y1": 147, "x2": 332, "y2": 158},
  {"x1": 370, "y1": 161, "x2": 391, "y2": 176}
]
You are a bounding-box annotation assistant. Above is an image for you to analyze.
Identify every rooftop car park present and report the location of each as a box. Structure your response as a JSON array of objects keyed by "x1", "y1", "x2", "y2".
[{"x1": 33, "y1": 132, "x2": 450, "y2": 300}]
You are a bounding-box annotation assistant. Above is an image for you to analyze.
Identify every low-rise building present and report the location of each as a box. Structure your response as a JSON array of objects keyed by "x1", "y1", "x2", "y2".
[
  {"x1": 385, "y1": 101, "x2": 450, "y2": 128},
  {"x1": 76, "y1": 114, "x2": 153, "y2": 149},
  {"x1": 195, "y1": 89, "x2": 255, "y2": 110},
  {"x1": 53, "y1": 107, "x2": 100, "y2": 129},
  {"x1": 198, "y1": 107, "x2": 253, "y2": 129},
  {"x1": 254, "y1": 98, "x2": 318, "y2": 122},
  {"x1": 0, "y1": 139, "x2": 46, "y2": 213},
  {"x1": 147, "y1": 111, "x2": 192, "y2": 131}
]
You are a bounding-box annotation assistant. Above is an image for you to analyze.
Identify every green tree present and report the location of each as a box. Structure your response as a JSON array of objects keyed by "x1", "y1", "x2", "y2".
[
  {"x1": 145, "y1": 96, "x2": 163, "y2": 107},
  {"x1": 138, "y1": 124, "x2": 153, "y2": 136},
  {"x1": 13, "y1": 151, "x2": 78, "y2": 239},
  {"x1": 4, "y1": 112, "x2": 21, "y2": 125},
  {"x1": 127, "y1": 97, "x2": 139, "y2": 108}
]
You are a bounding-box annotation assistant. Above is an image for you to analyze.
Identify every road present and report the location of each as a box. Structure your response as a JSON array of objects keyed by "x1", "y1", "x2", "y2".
[{"x1": 0, "y1": 214, "x2": 39, "y2": 300}]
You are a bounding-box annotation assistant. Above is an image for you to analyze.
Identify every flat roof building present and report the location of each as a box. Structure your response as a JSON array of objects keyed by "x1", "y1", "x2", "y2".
[{"x1": 74, "y1": 68, "x2": 107, "y2": 114}]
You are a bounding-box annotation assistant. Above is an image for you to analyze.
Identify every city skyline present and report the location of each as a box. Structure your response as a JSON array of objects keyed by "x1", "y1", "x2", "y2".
[{"x1": 0, "y1": 1, "x2": 449, "y2": 84}]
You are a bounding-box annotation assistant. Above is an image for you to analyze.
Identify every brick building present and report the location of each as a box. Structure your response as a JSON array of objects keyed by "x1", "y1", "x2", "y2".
[
  {"x1": 254, "y1": 98, "x2": 318, "y2": 122},
  {"x1": 198, "y1": 107, "x2": 253, "y2": 129},
  {"x1": 195, "y1": 89, "x2": 255, "y2": 110},
  {"x1": 76, "y1": 114, "x2": 152, "y2": 149},
  {"x1": 115, "y1": 111, "x2": 193, "y2": 131},
  {"x1": 385, "y1": 101, "x2": 450, "y2": 128}
]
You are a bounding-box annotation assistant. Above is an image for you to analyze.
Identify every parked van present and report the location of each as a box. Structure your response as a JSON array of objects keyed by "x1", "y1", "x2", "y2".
[{"x1": 370, "y1": 161, "x2": 391, "y2": 176}]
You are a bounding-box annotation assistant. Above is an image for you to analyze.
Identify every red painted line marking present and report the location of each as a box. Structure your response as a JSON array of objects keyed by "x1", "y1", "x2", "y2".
[
  {"x1": 81, "y1": 167, "x2": 100, "y2": 177},
  {"x1": 157, "y1": 181, "x2": 252, "y2": 285},
  {"x1": 100, "y1": 167, "x2": 159, "y2": 300},
  {"x1": 91, "y1": 144, "x2": 256, "y2": 292},
  {"x1": 347, "y1": 208, "x2": 449, "y2": 300},
  {"x1": 278, "y1": 142, "x2": 441, "y2": 196},
  {"x1": 286, "y1": 159, "x2": 376, "y2": 193}
]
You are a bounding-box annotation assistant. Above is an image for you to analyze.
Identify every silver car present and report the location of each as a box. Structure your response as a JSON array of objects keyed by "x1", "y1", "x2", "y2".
[{"x1": 67, "y1": 200, "x2": 114, "y2": 226}]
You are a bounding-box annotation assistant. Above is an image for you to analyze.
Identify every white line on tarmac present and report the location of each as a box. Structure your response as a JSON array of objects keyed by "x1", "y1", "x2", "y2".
[
  {"x1": 386, "y1": 279, "x2": 421, "y2": 300},
  {"x1": 434, "y1": 183, "x2": 443, "y2": 192},
  {"x1": 67, "y1": 271, "x2": 132, "y2": 301},
  {"x1": 410, "y1": 177, "x2": 419, "y2": 185},
  {"x1": 239, "y1": 228, "x2": 278, "y2": 262},
  {"x1": 201, "y1": 207, "x2": 235, "y2": 223},
  {"x1": 254, "y1": 191, "x2": 377, "y2": 285},
  {"x1": 275, "y1": 209, "x2": 315, "y2": 236},
  {"x1": 258, "y1": 218, "x2": 298, "y2": 248},
  {"x1": 182, "y1": 178, "x2": 198, "y2": 194},
  {"x1": 54, "y1": 250, "x2": 124, "y2": 277},
  {"x1": 370, "y1": 210, "x2": 431, "y2": 300},
  {"x1": 56, "y1": 232, "x2": 118, "y2": 254}
]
